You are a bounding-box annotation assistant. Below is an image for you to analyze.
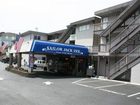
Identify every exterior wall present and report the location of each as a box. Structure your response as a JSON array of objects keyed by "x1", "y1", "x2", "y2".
[
  {"x1": 22, "y1": 35, "x2": 31, "y2": 41},
  {"x1": 99, "y1": 56, "x2": 116, "y2": 77},
  {"x1": 131, "y1": 63, "x2": 140, "y2": 84},
  {"x1": 0, "y1": 34, "x2": 16, "y2": 46},
  {"x1": 75, "y1": 23, "x2": 94, "y2": 46},
  {"x1": 22, "y1": 34, "x2": 47, "y2": 41},
  {"x1": 22, "y1": 54, "x2": 29, "y2": 66},
  {"x1": 21, "y1": 54, "x2": 46, "y2": 66},
  {"x1": 40, "y1": 35, "x2": 47, "y2": 41}
]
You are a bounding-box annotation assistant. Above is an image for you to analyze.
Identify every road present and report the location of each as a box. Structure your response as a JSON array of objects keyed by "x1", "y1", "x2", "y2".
[{"x1": 0, "y1": 62, "x2": 140, "y2": 105}]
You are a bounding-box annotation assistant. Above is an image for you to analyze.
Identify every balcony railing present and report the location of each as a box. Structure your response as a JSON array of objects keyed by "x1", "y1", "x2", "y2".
[
  {"x1": 110, "y1": 14, "x2": 140, "y2": 50},
  {"x1": 109, "y1": 45, "x2": 140, "y2": 78},
  {"x1": 86, "y1": 45, "x2": 99, "y2": 54},
  {"x1": 94, "y1": 22, "x2": 112, "y2": 32}
]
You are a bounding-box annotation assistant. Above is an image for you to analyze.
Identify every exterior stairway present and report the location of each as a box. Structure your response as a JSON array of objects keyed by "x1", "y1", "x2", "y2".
[
  {"x1": 100, "y1": 0, "x2": 140, "y2": 37},
  {"x1": 109, "y1": 14, "x2": 140, "y2": 53},
  {"x1": 99, "y1": 0, "x2": 140, "y2": 79},
  {"x1": 57, "y1": 26, "x2": 75, "y2": 43},
  {"x1": 109, "y1": 45, "x2": 140, "y2": 79}
]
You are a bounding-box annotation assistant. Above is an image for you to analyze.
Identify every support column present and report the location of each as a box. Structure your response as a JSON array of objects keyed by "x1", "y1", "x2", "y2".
[
  {"x1": 17, "y1": 53, "x2": 22, "y2": 68},
  {"x1": 30, "y1": 53, "x2": 34, "y2": 72},
  {"x1": 9, "y1": 53, "x2": 13, "y2": 66},
  {"x1": 97, "y1": 56, "x2": 100, "y2": 78}
]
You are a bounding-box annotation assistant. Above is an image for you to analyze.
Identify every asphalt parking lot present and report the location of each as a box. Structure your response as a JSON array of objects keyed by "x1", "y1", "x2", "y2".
[
  {"x1": 0, "y1": 62, "x2": 140, "y2": 105},
  {"x1": 73, "y1": 78, "x2": 140, "y2": 101}
]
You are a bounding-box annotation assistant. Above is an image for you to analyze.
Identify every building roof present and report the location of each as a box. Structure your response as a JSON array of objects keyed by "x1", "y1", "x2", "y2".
[
  {"x1": 94, "y1": 1, "x2": 132, "y2": 17},
  {"x1": 47, "y1": 29, "x2": 66, "y2": 36},
  {"x1": 0, "y1": 32, "x2": 17, "y2": 36},
  {"x1": 21, "y1": 30, "x2": 47, "y2": 36},
  {"x1": 70, "y1": 16, "x2": 100, "y2": 26}
]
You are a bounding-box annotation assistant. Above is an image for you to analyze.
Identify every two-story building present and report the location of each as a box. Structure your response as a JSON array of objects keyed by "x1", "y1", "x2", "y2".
[
  {"x1": 19, "y1": 31, "x2": 48, "y2": 68},
  {"x1": 57, "y1": 17, "x2": 101, "y2": 75},
  {"x1": 95, "y1": 0, "x2": 140, "y2": 83}
]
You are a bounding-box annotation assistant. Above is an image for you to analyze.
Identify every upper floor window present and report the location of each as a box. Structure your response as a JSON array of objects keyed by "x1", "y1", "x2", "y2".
[
  {"x1": 34, "y1": 36, "x2": 41, "y2": 40},
  {"x1": 79, "y1": 24, "x2": 90, "y2": 32},
  {"x1": 102, "y1": 17, "x2": 108, "y2": 23},
  {"x1": 102, "y1": 17, "x2": 109, "y2": 29},
  {"x1": 5, "y1": 36, "x2": 8, "y2": 39}
]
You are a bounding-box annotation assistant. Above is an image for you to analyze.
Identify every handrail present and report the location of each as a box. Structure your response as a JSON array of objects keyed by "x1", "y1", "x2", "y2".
[
  {"x1": 100, "y1": 0, "x2": 140, "y2": 37},
  {"x1": 110, "y1": 14, "x2": 140, "y2": 44},
  {"x1": 109, "y1": 45, "x2": 140, "y2": 77}
]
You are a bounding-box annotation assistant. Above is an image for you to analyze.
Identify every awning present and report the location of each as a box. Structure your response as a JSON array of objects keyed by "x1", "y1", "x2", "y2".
[{"x1": 31, "y1": 40, "x2": 88, "y2": 56}]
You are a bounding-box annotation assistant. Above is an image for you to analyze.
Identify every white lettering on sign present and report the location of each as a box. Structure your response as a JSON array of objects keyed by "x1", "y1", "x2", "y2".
[{"x1": 42, "y1": 46, "x2": 83, "y2": 55}]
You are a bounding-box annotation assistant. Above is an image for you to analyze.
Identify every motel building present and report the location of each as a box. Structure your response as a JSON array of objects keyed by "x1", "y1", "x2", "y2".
[{"x1": 9, "y1": 40, "x2": 89, "y2": 77}]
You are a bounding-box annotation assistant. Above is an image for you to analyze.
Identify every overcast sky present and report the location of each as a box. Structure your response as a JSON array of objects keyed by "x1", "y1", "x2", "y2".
[{"x1": 0, "y1": 0, "x2": 130, "y2": 34}]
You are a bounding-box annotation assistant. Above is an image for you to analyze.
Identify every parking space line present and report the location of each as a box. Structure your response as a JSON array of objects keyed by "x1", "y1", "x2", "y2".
[
  {"x1": 0, "y1": 77, "x2": 4, "y2": 80},
  {"x1": 91, "y1": 77, "x2": 128, "y2": 84},
  {"x1": 136, "y1": 97, "x2": 140, "y2": 100},
  {"x1": 92, "y1": 78, "x2": 140, "y2": 86},
  {"x1": 78, "y1": 80, "x2": 101, "y2": 84},
  {"x1": 99, "y1": 88, "x2": 126, "y2": 96},
  {"x1": 127, "y1": 92, "x2": 140, "y2": 97},
  {"x1": 75, "y1": 83, "x2": 95, "y2": 89},
  {"x1": 75, "y1": 82, "x2": 126, "y2": 96},
  {"x1": 94, "y1": 84, "x2": 126, "y2": 89},
  {"x1": 72, "y1": 78, "x2": 88, "y2": 84}
]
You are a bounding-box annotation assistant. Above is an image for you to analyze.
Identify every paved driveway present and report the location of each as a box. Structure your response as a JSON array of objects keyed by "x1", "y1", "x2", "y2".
[{"x1": 0, "y1": 62, "x2": 140, "y2": 105}]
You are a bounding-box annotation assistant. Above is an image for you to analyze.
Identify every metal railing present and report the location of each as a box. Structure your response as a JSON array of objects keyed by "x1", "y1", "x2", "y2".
[
  {"x1": 86, "y1": 45, "x2": 99, "y2": 53},
  {"x1": 110, "y1": 14, "x2": 140, "y2": 50},
  {"x1": 94, "y1": 22, "x2": 112, "y2": 31},
  {"x1": 109, "y1": 45, "x2": 140, "y2": 78}
]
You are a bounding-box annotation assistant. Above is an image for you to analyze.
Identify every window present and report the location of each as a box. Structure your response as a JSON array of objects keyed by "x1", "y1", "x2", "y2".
[
  {"x1": 5, "y1": 36, "x2": 8, "y2": 39},
  {"x1": 79, "y1": 24, "x2": 90, "y2": 31},
  {"x1": 34, "y1": 36, "x2": 41, "y2": 40},
  {"x1": 102, "y1": 17, "x2": 109, "y2": 29}
]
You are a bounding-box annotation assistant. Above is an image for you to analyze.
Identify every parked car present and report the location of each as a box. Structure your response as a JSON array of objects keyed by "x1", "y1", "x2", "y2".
[
  {"x1": 33, "y1": 60, "x2": 47, "y2": 70},
  {"x1": 1, "y1": 57, "x2": 9, "y2": 63}
]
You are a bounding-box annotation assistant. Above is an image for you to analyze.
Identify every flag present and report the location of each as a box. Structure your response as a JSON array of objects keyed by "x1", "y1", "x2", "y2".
[
  {"x1": 0, "y1": 42, "x2": 7, "y2": 53},
  {"x1": 15, "y1": 37, "x2": 24, "y2": 53}
]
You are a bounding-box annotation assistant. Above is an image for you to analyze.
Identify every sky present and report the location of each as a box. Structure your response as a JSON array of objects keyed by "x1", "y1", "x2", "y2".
[{"x1": 0, "y1": 0, "x2": 131, "y2": 34}]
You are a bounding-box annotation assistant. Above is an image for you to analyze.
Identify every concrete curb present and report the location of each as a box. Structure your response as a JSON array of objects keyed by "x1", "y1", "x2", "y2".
[{"x1": 5, "y1": 66, "x2": 37, "y2": 77}]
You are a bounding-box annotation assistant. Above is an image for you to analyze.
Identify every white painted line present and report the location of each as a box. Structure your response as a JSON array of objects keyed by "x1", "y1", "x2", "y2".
[
  {"x1": 78, "y1": 80, "x2": 101, "y2": 84},
  {"x1": 91, "y1": 77, "x2": 140, "y2": 86},
  {"x1": 0, "y1": 77, "x2": 4, "y2": 80},
  {"x1": 72, "y1": 78, "x2": 88, "y2": 84},
  {"x1": 94, "y1": 84, "x2": 126, "y2": 89},
  {"x1": 136, "y1": 97, "x2": 140, "y2": 100},
  {"x1": 99, "y1": 88, "x2": 126, "y2": 96},
  {"x1": 43, "y1": 81, "x2": 53, "y2": 86},
  {"x1": 75, "y1": 83, "x2": 95, "y2": 89},
  {"x1": 128, "y1": 92, "x2": 140, "y2": 97},
  {"x1": 91, "y1": 77, "x2": 128, "y2": 84},
  {"x1": 75, "y1": 82, "x2": 126, "y2": 96}
]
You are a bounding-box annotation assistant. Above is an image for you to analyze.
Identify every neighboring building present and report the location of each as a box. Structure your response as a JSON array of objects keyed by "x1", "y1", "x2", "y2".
[
  {"x1": 20, "y1": 31, "x2": 48, "y2": 68},
  {"x1": 47, "y1": 29, "x2": 66, "y2": 42},
  {"x1": 57, "y1": 17, "x2": 101, "y2": 74},
  {"x1": 0, "y1": 32, "x2": 17, "y2": 56},
  {"x1": 21, "y1": 30, "x2": 48, "y2": 41},
  {"x1": 94, "y1": 0, "x2": 140, "y2": 83},
  {"x1": 0, "y1": 32, "x2": 17, "y2": 46}
]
